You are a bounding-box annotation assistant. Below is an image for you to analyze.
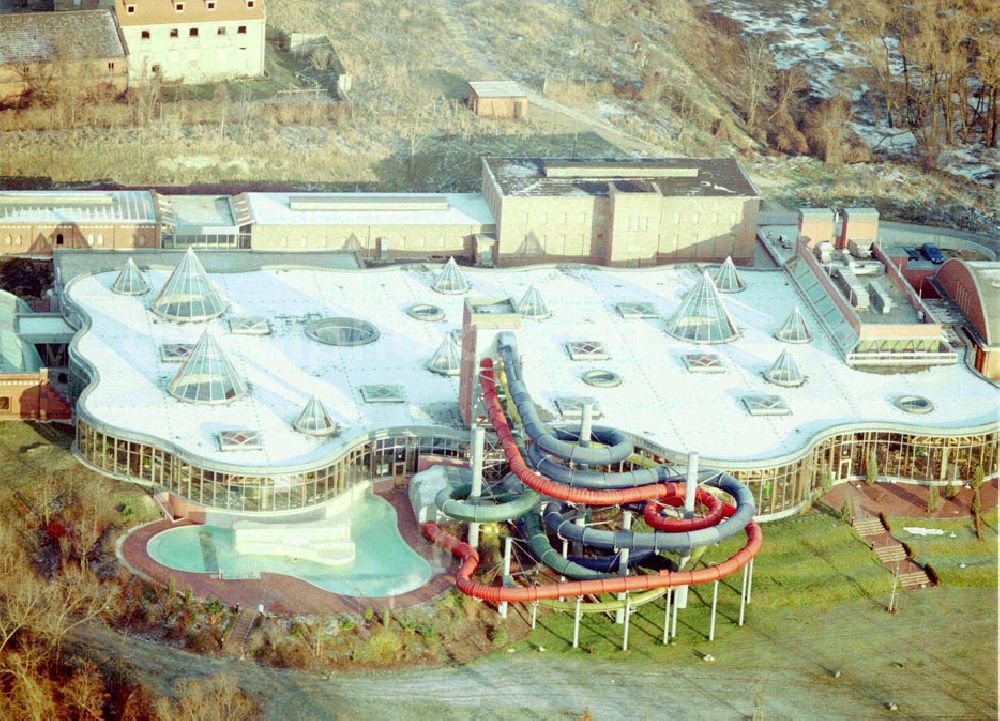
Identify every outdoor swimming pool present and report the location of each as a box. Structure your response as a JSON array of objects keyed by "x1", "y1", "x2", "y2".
[{"x1": 145, "y1": 492, "x2": 433, "y2": 597}]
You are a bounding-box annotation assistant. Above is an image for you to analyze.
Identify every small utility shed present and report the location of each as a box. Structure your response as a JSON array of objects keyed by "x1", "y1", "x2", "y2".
[{"x1": 467, "y1": 81, "x2": 528, "y2": 118}]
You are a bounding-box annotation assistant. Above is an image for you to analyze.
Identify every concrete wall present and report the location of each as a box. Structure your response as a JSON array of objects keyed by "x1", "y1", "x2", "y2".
[
  {"x1": 0, "y1": 370, "x2": 72, "y2": 422},
  {"x1": 123, "y1": 18, "x2": 265, "y2": 83},
  {"x1": 0, "y1": 222, "x2": 158, "y2": 256},
  {"x1": 249, "y1": 222, "x2": 491, "y2": 259},
  {"x1": 468, "y1": 92, "x2": 527, "y2": 118},
  {"x1": 0, "y1": 57, "x2": 127, "y2": 104},
  {"x1": 492, "y1": 189, "x2": 757, "y2": 267}
]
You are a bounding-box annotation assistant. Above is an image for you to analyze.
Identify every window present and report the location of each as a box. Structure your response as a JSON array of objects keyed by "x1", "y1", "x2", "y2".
[
  {"x1": 246, "y1": 0, "x2": 254, "y2": 6},
  {"x1": 217, "y1": 26, "x2": 226, "y2": 35},
  {"x1": 152, "y1": 64, "x2": 161, "y2": 73},
  {"x1": 175, "y1": 2, "x2": 184, "y2": 10},
  {"x1": 189, "y1": 28, "x2": 199, "y2": 37},
  {"x1": 170, "y1": 28, "x2": 178, "y2": 37},
  {"x1": 126, "y1": 4, "x2": 135, "y2": 13},
  {"x1": 0, "y1": 397, "x2": 9, "y2": 412},
  {"x1": 56, "y1": 233, "x2": 64, "y2": 245},
  {"x1": 237, "y1": 24, "x2": 247, "y2": 34},
  {"x1": 3, "y1": 236, "x2": 9, "y2": 246},
  {"x1": 97, "y1": 234, "x2": 104, "y2": 246},
  {"x1": 141, "y1": 30, "x2": 150, "y2": 39},
  {"x1": 86, "y1": 234, "x2": 94, "y2": 246},
  {"x1": 207, "y1": 0, "x2": 215, "y2": 6},
  {"x1": 108, "y1": 61, "x2": 115, "y2": 70}
]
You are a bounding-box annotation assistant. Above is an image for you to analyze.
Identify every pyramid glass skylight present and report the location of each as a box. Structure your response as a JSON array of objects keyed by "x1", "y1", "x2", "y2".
[
  {"x1": 427, "y1": 335, "x2": 461, "y2": 376},
  {"x1": 712, "y1": 256, "x2": 746, "y2": 293},
  {"x1": 664, "y1": 271, "x2": 739, "y2": 343},
  {"x1": 775, "y1": 306, "x2": 813, "y2": 344},
  {"x1": 763, "y1": 349, "x2": 806, "y2": 387},
  {"x1": 431, "y1": 257, "x2": 471, "y2": 295},
  {"x1": 111, "y1": 257, "x2": 149, "y2": 296},
  {"x1": 293, "y1": 395, "x2": 340, "y2": 436},
  {"x1": 518, "y1": 285, "x2": 552, "y2": 319},
  {"x1": 151, "y1": 248, "x2": 227, "y2": 322},
  {"x1": 168, "y1": 330, "x2": 247, "y2": 404}
]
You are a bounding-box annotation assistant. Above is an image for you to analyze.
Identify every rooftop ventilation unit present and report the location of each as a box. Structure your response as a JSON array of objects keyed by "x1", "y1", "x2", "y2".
[
  {"x1": 682, "y1": 353, "x2": 726, "y2": 374},
  {"x1": 288, "y1": 194, "x2": 448, "y2": 211},
  {"x1": 664, "y1": 270, "x2": 739, "y2": 343},
  {"x1": 616, "y1": 301, "x2": 658, "y2": 319},
  {"x1": 218, "y1": 429, "x2": 263, "y2": 451},
  {"x1": 775, "y1": 306, "x2": 813, "y2": 344},
  {"x1": 168, "y1": 329, "x2": 247, "y2": 404},
  {"x1": 712, "y1": 256, "x2": 746, "y2": 293},
  {"x1": 111, "y1": 257, "x2": 149, "y2": 296},
  {"x1": 742, "y1": 394, "x2": 791, "y2": 416},
  {"x1": 360, "y1": 384, "x2": 407, "y2": 403},
  {"x1": 432, "y1": 257, "x2": 470, "y2": 295},
  {"x1": 566, "y1": 341, "x2": 610, "y2": 361},
  {"x1": 151, "y1": 247, "x2": 227, "y2": 322},
  {"x1": 763, "y1": 349, "x2": 806, "y2": 387},
  {"x1": 517, "y1": 285, "x2": 551, "y2": 319},
  {"x1": 426, "y1": 335, "x2": 461, "y2": 376},
  {"x1": 293, "y1": 395, "x2": 341, "y2": 436}
]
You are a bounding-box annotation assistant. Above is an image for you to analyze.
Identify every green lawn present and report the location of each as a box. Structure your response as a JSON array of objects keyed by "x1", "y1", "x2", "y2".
[
  {"x1": 888, "y1": 509, "x2": 998, "y2": 588},
  {"x1": 517, "y1": 511, "x2": 891, "y2": 656}
]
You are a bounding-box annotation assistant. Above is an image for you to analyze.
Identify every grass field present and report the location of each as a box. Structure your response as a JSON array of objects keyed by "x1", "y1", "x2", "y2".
[
  {"x1": 516, "y1": 511, "x2": 891, "y2": 657},
  {"x1": 889, "y1": 509, "x2": 999, "y2": 588}
]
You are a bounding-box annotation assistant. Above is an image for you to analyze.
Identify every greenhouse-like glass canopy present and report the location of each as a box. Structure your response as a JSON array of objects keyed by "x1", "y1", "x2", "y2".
[
  {"x1": 168, "y1": 329, "x2": 247, "y2": 404},
  {"x1": 664, "y1": 270, "x2": 739, "y2": 343},
  {"x1": 151, "y1": 248, "x2": 227, "y2": 322}
]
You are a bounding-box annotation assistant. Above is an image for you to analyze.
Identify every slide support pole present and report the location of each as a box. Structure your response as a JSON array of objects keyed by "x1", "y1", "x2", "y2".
[{"x1": 467, "y1": 425, "x2": 485, "y2": 549}]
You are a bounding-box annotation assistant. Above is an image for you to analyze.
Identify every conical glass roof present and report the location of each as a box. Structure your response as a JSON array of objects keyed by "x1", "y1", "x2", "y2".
[
  {"x1": 518, "y1": 285, "x2": 551, "y2": 319},
  {"x1": 167, "y1": 329, "x2": 247, "y2": 404},
  {"x1": 111, "y1": 257, "x2": 149, "y2": 296},
  {"x1": 293, "y1": 395, "x2": 340, "y2": 436},
  {"x1": 775, "y1": 306, "x2": 813, "y2": 344},
  {"x1": 431, "y1": 257, "x2": 470, "y2": 295},
  {"x1": 427, "y1": 334, "x2": 461, "y2": 376},
  {"x1": 664, "y1": 270, "x2": 739, "y2": 343},
  {"x1": 152, "y1": 248, "x2": 227, "y2": 322},
  {"x1": 712, "y1": 256, "x2": 746, "y2": 293},
  {"x1": 763, "y1": 349, "x2": 806, "y2": 387}
]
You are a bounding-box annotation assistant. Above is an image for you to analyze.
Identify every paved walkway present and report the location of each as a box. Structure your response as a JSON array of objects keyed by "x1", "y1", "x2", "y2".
[{"x1": 119, "y1": 487, "x2": 456, "y2": 615}]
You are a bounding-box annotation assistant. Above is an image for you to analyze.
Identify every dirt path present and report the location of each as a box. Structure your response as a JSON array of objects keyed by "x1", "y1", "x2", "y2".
[{"x1": 68, "y1": 587, "x2": 995, "y2": 720}]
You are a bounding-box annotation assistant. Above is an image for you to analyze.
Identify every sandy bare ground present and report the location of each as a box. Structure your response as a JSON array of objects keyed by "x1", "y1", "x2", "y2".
[{"x1": 68, "y1": 587, "x2": 995, "y2": 720}]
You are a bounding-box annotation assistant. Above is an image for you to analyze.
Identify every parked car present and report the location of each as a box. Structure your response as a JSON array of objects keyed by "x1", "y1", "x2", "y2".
[
  {"x1": 920, "y1": 242, "x2": 946, "y2": 264},
  {"x1": 902, "y1": 247, "x2": 919, "y2": 261}
]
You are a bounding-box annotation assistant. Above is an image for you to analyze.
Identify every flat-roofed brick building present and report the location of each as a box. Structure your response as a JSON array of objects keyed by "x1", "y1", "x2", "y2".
[
  {"x1": 0, "y1": 191, "x2": 159, "y2": 256},
  {"x1": 481, "y1": 157, "x2": 760, "y2": 267},
  {"x1": 934, "y1": 259, "x2": 1000, "y2": 380},
  {"x1": 114, "y1": 0, "x2": 265, "y2": 83}
]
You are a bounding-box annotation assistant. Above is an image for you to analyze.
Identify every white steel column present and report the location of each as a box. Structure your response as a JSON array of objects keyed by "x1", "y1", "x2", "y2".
[
  {"x1": 676, "y1": 452, "x2": 699, "y2": 609},
  {"x1": 579, "y1": 400, "x2": 594, "y2": 447},
  {"x1": 738, "y1": 562, "x2": 749, "y2": 626},
  {"x1": 747, "y1": 558, "x2": 754, "y2": 605},
  {"x1": 709, "y1": 579, "x2": 719, "y2": 641},
  {"x1": 572, "y1": 595, "x2": 582, "y2": 649},
  {"x1": 498, "y1": 536, "x2": 512, "y2": 619},
  {"x1": 662, "y1": 588, "x2": 672, "y2": 644},
  {"x1": 622, "y1": 595, "x2": 631, "y2": 652},
  {"x1": 615, "y1": 511, "x2": 631, "y2": 624},
  {"x1": 467, "y1": 424, "x2": 485, "y2": 549}
]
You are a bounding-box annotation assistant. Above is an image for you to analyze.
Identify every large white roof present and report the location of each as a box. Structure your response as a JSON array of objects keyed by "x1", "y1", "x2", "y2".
[
  {"x1": 66, "y1": 265, "x2": 998, "y2": 471},
  {"x1": 0, "y1": 191, "x2": 157, "y2": 225},
  {"x1": 243, "y1": 192, "x2": 495, "y2": 227}
]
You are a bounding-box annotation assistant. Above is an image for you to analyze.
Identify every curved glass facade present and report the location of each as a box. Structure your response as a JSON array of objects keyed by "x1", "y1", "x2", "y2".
[
  {"x1": 77, "y1": 418, "x2": 998, "y2": 518},
  {"x1": 77, "y1": 420, "x2": 470, "y2": 513}
]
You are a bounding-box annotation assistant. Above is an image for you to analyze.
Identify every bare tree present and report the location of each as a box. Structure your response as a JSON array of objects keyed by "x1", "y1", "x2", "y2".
[{"x1": 742, "y1": 36, "x2": 775, "y2": 133}]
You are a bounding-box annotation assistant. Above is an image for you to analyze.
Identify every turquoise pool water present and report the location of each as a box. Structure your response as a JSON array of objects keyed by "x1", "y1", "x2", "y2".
[{"x1": 145, "y1": 493, "x2": 432, "y2": 597}]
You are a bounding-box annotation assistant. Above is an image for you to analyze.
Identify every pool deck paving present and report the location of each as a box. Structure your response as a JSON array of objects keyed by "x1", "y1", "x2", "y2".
[{"x1": 119, "y1": 487, "x2": 457, "y2": 615}]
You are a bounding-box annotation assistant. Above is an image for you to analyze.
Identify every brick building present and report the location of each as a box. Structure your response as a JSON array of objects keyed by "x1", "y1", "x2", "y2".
[
  {"x1": 934, "y1": 259, "x2": 1000, "y2": 380},
  {"x1": 0, "y1": 9, "x2": 127, "y2": 104}
]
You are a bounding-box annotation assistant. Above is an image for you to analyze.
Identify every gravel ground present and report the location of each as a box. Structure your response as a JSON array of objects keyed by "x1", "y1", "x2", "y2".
[{"x1": 69, "y1": 587, "x2": 996, "y2": 720}]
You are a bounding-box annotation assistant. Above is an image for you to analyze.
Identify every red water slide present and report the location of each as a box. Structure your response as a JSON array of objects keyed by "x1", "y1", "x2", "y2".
[{"x1": 419, "y1": 358, "x2": 763, "y2": 603}]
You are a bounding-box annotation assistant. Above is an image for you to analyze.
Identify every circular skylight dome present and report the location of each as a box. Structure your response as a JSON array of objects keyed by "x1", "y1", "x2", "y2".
[
  {"x1": 406, "y1": 303, "x2": 445, "y2": 321},
  {"x1": 895, "y1": 395, "x2": 934, "y2": 414},
  {"x1": 306, "y1": 317, "x2": 380, "y2": 346},
  {"x1": 582, "y1": 369, "x2": 622, "y2": 388}
]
